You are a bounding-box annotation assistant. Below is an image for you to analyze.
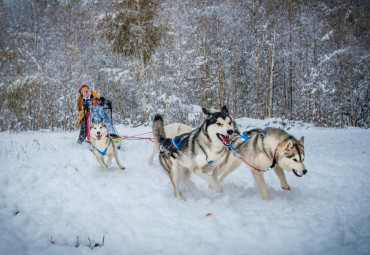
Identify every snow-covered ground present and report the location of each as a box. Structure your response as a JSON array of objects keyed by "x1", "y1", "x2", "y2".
[{"x1": 1, "y1": 118, "x2": 369, "y2": 255}]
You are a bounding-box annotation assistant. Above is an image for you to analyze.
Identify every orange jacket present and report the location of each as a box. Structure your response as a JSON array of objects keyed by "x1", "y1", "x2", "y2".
[{"x1": 77, "y1": 91, "x2": 101, "y2": 125}]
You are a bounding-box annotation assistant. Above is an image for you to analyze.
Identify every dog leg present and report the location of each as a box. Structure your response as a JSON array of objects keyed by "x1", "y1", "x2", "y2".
[
  {"x1": 113, "y1": 150, "x2": 125, "y2": 170},
  {"x1": 97, "y1": 156, "x2": 108, "y2": 169},
  {"x1": 217, "y1": 159, "x2": 242, "y2": 183},
  {"x1": 93, "y1": 150, "x2": 108, "y2": 169},
  {"x1": 148, "y1": 143, "x2": 159, "y2": 165},
  {"x1": 273, "y1": 165, "x2": 291, "y2": 190},
  {"x1": 170, "y1": 167, "x2": 186, "y2": 201},
  {"x1": 251, "y1": 169, "x2": 271, "y2": 200},
  {"x1": 194, "y1": 167, "x2": 224, "y2": 193},
  {"x1": 107, "y1": 155, "x2": 113, "y2": 167}
]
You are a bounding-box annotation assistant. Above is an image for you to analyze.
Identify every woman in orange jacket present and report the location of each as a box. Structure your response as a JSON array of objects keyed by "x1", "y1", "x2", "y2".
[{"x1": 76, "y1": 85, "x2": 102, "y2": 144}]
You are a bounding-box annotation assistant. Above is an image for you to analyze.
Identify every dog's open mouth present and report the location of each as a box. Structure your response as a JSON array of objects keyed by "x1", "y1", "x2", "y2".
[
  {"x1": 96, "y1": 134, "x2": 102, "y2": 140},
  {"x1": 217, "y1": 133, "x2": 231, "y2": 146},
  {"x1": 293, "y1": 169, "x2": 303, "y2": 177}
]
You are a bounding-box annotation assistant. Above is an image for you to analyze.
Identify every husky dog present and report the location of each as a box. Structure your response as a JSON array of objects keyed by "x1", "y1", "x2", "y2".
[
  {"x1": 153, "y1": 106, "x2": 237, "y2": 201},
  {"x1": 148, "y1": 123, "x2": 193, "y2": 165},
  {"x1": 90, "y1": 120, "x2": 125, "y2": 170},
  {"x1": 214, "y1": 128, "x2": 307, "y2": 200}
]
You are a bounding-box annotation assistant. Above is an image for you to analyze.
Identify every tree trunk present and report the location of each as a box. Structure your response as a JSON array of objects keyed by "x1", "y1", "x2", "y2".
[
  {"x1": 339, "y1": 57, "x2": 344, "y2": 128},
  {"x1": 217, "y1": 18, "x2": 225, "y2": 108},
  {"x1": 165, "y1": 93, "x2": 169, "y2": 125},
  {"x1": 232, "y1": 46, "x2": 239, "y2": 117},
  {"x1": 253, "y1": 3, "x2": 263, "y2": 119},
  {"x1": 267, "y1": 24, "x2": 276, "y2": 118},
  {"x1": 347, "y1": 22, "x2": 355, "y2": 126},
  {"x1": 201, "y1": 0, "x2": 208, "y2": 109},
  {"x1": 141, "y1": 54, "x2": 148, "y2": 122},
  {"x1": 113, "y1": 56, "x2": 124, "y2": 120},
  {"x1": 45, "y1": 81, "x2": 54, "y2": 131},
  {"x1": 348, "y1": 61, "x2": 355, "y2": 126}
]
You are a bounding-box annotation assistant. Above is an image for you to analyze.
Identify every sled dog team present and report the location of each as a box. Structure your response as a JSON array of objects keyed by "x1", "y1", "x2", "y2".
[{"x1": 90, "y1": 106, "x2": 307, "y2": 201}]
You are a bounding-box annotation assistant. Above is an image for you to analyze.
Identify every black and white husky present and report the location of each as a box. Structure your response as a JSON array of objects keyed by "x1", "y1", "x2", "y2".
[
  {"x1": 153, "y1": 106, "x2": 237, "y2": 201},
  {"x1": 90, "y1": 120, "x2": 125, "y2": 170}
]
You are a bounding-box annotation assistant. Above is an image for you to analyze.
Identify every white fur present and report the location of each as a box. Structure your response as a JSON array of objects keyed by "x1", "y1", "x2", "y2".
[{"x1": 90, "y1": 122, "x2": 125, "y2": 170}]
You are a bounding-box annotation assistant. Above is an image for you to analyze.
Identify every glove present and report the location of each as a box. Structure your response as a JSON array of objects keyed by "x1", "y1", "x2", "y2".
[
  {"x1": 83, "y1": 101, "x2": 91, "y2": 110},
  {"x1": 105, "y1": 99, "x2": 112, "y2": 109}
]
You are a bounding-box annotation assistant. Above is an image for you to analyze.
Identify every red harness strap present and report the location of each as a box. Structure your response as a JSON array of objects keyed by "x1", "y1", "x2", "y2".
[
  {"x1": 87, "y1": 110, "x2": 91, "y2": 142},
  {"x1": 231, "y1": 147, "x2": 278, "y2": 172},
  {"x1": 121, "y1": 131, "x2": 156, "y2": 143},
  {"x1": 234, "y1": 153, "x2": 264, "y2": 172},
  {"x1": 270, "y1": 148, "x2": 278, "y2": 168}
]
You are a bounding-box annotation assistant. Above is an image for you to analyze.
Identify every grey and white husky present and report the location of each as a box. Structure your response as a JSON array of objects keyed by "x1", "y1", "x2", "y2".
[
  {"x1": 153, "y1": 106, "x2": 237, "y2": 201},
  {"x1": 214, "y1": 128, "x2": 307, "y2": 200},
  {"x1": 90, "y1": 120, "x2": 125, "y2": 170}
]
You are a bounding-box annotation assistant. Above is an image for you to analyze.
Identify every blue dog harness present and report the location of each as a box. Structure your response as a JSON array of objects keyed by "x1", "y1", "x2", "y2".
[
  {"x1": 172, "y1": 136, "x2": 187, "y2": 149},
  {"x1": 229, "y1": 131, "x2": 277, "y2": 171},
  {"x1": 95, "y1": 146, "x2": 108, "y2": 156},
  {"x1": 229, "y1": 134, "x2": 251, "y2": 153},
  {"x1": 172, "y1": 134, "x2": 214, "y2": 164}
]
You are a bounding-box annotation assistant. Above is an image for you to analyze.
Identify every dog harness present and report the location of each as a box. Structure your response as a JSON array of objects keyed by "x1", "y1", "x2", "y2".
[
  {"x1": 229, "y1": 132, "x2": 278, "y2": 172},
  {"x1": 229, "y1": 134, "x2": 251, "y2": 153},
  {"x1": 172, "y1": 134, "x2": 214, "y2": 164},
  {"x1": 172, "y1": 136, "x2": 187, "y2": 149},
  {"x1": 95, "y1": 146, "x2": 108, "y2": 156}
]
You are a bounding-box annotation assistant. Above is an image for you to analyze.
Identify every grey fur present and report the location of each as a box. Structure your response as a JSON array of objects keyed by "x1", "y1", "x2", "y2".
[
  {"x1": 214, "y1": 127, "x2": 307, "y2": 200},
  {"x1": 152, "y1": 106, "x2": 237, "y2": 201}
]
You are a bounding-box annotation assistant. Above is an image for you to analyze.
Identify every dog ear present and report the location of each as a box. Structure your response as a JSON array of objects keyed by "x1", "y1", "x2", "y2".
[
  {"x1": 202, "y1": 108, "x2": 211, "y2": 116},
  {"x1": 299, "y1": 136, "x2": 304, "y2": 146},
  {"x1": 99, "y1": 118, "x2": 104, "y2": 124},
  {"x1": 282, "y1": 140, "x2": 294, "y2": 150},
  {"x1": 259, "y1": 133, "x2": 265, "y2": 139},
  {"x1": 221, "y1": 105, "x2": 229, "y2": 115}
]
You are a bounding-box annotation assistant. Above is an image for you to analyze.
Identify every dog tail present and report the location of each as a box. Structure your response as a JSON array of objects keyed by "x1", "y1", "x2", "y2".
[{"x1": 153, "y1": 114, "x2": 166, "y2": 143}]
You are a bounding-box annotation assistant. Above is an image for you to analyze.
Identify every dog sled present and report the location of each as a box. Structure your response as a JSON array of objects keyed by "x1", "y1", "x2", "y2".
[{"x1": 84, "y1": 98, "x2": 123, "y2": 150}]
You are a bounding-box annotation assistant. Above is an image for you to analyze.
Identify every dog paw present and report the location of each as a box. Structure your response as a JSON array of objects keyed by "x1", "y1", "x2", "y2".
[
  {"x1": 213, "y1": 184, "x2": 224, "y2": 193},
  {"x1": 175, "y1": 193, "x2": 187, "y2": 201},
  {"x1": 282, "y1": 184, "x2": 291, "y2": 190},
  {"x1": 120, "y1": 166, "x2": 125, "y2": 170}
]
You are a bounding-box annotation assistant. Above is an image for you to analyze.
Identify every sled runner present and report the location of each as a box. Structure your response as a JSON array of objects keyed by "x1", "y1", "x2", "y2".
[{"x1": 85, "y1": 98, "x2": 123, "y2": 150}]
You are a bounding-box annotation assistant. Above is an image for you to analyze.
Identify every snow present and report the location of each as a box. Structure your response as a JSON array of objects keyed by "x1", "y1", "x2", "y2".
[
  {"x1": 1, "y1": 118, "x2": 370, "y2": 255},
  {"x1": 321, "y1": 30, "x2": 334, "y2": 41}
]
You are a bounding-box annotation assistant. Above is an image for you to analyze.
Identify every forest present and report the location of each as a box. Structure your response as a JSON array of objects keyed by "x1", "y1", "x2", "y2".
[{"x1": 0, "y1": 0, "x2": 368, "y2": 131}]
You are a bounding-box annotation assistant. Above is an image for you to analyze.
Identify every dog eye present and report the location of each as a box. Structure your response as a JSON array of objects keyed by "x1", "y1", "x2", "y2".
[
  {"x1": 293, "y1": 159, "x2": 298, "y2": 162},
  {"x1": 228, "y1": 122, "x2": 232, "y2": 125},
  {"x1": 217, "y1": 123, "x2": 222, "y2": 126}
]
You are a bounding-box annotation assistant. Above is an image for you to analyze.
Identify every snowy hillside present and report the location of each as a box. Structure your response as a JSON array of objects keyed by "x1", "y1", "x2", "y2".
[{"x1": 1, "y1": 118, "x2": 369, "y2": 255}]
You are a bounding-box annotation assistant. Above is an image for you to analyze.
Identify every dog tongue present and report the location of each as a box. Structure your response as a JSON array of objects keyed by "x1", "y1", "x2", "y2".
[{"x1": 220, "y1": 135, "x2": 231, "y2": 145}]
